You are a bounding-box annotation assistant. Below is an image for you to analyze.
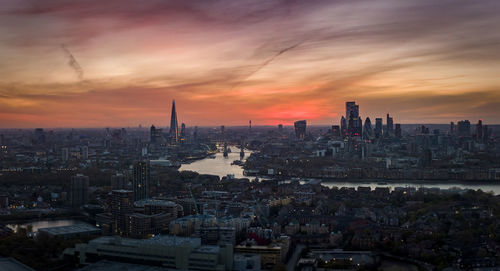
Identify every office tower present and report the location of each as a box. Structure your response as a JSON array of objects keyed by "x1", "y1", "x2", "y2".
[
  {"x1": 71, "y1": 174, "x2": 89, "y2": 208},
  {"x1": 249, "y1": 120, "x2": 252, "y2": 132},
  {"x1": 180, "y1": 123, "x2": 186, "y2": 139},
  {"x1": 81, "y1": 146, "x2": 89, "y2": 160},
  {"x1": 278, "y1": 124, "x2": 283, "y2": 133},
  {"x1": 331, "y1": 125, "x2": 341, "y2": 137},
  {"x1": 395, "y1": 124, "x2": 402, "y2": 138},
  {"x1": 345, "y1": 102, "x2": 362, "y2": 137},
  {"x1": 483, "y1": 125, "x2": 490, "y2": 141},
  {"x1": 220, "y1": 125, "x2": 225, "y2": 135},
  {"x1": 111, "y1": 189, "x2": 133, "y2": 234},
  {"x1": 345, "y1": 102, "x2": 359, "y2": 120},
  {"x1": 133, "y1": 161, "x2": 150, "y2": 201},
  {"x1": 363, "y1": 117, "x2": 373, "y2": 140},
  {"x1": 476, "y1": 119, "x2": 483, "y2": 140},
  {"x1": 340, "y1": 116, "x2": 347, "y2": 137},
  {"x1": 457, "y1": 120, "x2": 471, "y2": 137},
  {"x1": 294, "y1": 120, "x2": 307, "y2": 140},
  {"x1": 450, "y1": 122, "x2": 455, "y2": 135},
  {"x1": 169, "y1": 100, "x2": 179, "y2": 143},
  {"x1": 111, "y1": 173, "x2": 127, "y2": 190},
  {"x1": 374, "y1": 118, "x2": 383, "y2": 138},
  {"x1": 150, "y1": 125, "x2": 163, "y2": 144},
  {"x1": 386, "y1": 114, "x2": 394, "y2": 136},
  {"x1": 0, "y1": 134, "x2": 4, "y2": 146},
  {"x1": 61, "y1": 147, "x2": 69, "y2": 162},
  {"x1": 150, "y1": 125, "x2": 156, "y2": 143}
]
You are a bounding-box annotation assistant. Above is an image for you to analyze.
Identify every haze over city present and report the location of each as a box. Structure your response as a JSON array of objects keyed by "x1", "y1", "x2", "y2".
[{"x1": 2, "y1": 0, "x2": 500, "y2": 128}]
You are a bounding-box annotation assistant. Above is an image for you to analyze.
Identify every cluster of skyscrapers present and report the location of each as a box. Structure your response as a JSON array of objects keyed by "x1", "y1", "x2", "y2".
[{"x1": 338, "y1": 101, "x2": 399, "y2": 140}]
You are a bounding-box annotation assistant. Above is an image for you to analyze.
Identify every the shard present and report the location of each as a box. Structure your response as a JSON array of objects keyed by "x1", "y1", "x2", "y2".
[{"x1": 169, "y1": 100, "x2": 179, "y2": 142}]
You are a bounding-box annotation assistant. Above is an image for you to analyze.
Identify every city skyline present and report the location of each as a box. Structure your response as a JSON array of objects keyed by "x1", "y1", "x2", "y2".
[{"x1": 2, "y1": 0, "x2": 500, "y2": 128}]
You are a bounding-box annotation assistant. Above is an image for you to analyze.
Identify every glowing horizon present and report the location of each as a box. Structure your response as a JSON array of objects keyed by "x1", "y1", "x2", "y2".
[{"x1": 1, "y1": 0, "x2": 500, "y2": 128}]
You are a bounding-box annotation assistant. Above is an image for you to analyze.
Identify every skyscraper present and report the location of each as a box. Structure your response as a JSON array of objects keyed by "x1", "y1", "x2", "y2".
[
  {"x1": 180, "y1": 123, "x2": 186, "y2": 139},
  {"x1": 457, "y1": 120, "x2": 471, "y2": 137},
  {"x1": 345, "y1": 102, "x2": 356, "y2": 119},
  {"x1": 169, "y1": 100, "x2": 179, "y2": 143},
  {"x1": 133, "y1": 161, "x2": 150, "y2": 201},
  {"x1": 150, "y1": 125, "x2": 156, "y2": 143},
  {"x1": 395, "y1": 124, "x2": 402, "y2": 138},
  {"x1": 386, "y1": 114, "x2": 394, "y2": 136},
  {"x1": 71, "y1": 174, "x2": 89, "y2": 208},
  {"x1": 294, "y1": 120, "x2": 307, "y2": 140},
  {"x1": 345, "y1": 101, "x2": 362, "y2": 137},
  {"x1": 476, "y1": 119, "x2": 483, "y2": 140},
  {"x1": 375, "y1": 118, "x2": 383, "y2": 138},
  {"x1": 340, "y1": 116, "x2": 347, "y2": 137},
  {"x1": 363, "y1": 117, "x2": 373, "y2": 140}
]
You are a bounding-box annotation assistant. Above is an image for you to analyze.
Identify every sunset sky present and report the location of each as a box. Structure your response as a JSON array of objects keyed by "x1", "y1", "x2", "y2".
[{"x1": 1, "y1": 0, "x2": 500, "y2": 128}]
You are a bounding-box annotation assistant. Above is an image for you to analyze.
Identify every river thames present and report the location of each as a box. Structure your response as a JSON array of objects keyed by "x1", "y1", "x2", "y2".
[{"x1": 180, "y1": 148, "x2": 500, "y2": 195}]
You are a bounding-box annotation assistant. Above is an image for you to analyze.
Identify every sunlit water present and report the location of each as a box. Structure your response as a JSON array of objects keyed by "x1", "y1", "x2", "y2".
[
  {"x1": 311, "y1": 180, "x2": 500, "y2": 195},
  {"x1": 179, "y1": 147, "x2": 251, "y2": 179},
  {"x1": 179, "y1": 148, "x2": 500, "y2": 195}
]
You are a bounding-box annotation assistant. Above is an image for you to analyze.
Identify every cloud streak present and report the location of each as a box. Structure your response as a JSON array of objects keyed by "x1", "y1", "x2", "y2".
[{"x1": 61, "y1": 44, "x2": 84, "y2": 80}]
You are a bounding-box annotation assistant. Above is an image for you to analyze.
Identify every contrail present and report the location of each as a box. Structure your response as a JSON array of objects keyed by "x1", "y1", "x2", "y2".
[
  {"x1": 61, "y1": 44, "x2": 84, "y2": 80},
  {"x1": 231, "y1": 42, "x2": 302, "y2": 90}
]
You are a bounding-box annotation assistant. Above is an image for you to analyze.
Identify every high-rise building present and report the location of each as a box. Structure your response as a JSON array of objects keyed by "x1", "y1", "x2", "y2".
[
  {"x1": 71, "y1": 174, "x2": 89, "y2": 208},
  {"x1": 386, "y1": 114, "x2": 394, "y2": 136},
  {"x1": 180, "y1": 123, "x2": 186, "y2": 139},
  {"x1": 133, "y1": 161, "x2": 150, "y2": 201},
  {"x1": 363, "y1": 117, "x2": 373, "y2": 140},
  {"x1": 345, "y1": 102, "x2": 356, "y2": 119},
  {"x1": 150, "y1": 125, "x2": 163, "y2": 144},
  {"x1": 150, "y1": 125, "x2": 156, "y2": 143},
  {"x1": 169, "y1": 100, "x2": 179, "y2": 143},
  {"x1": 395, "y1": 124, "x2": 402, "y2": 138},
  {"x1": 294, "y1": 120, "x2": 307, "y2": 140},
  {"x1": 278, "y1": 124, "x2": 283, "y2": 133},
  {"x1": 345, "y1": 102, "x2": 362, "y2": 137},
  {"x1": 450, "y1": 122, "x2": 455, "y2": 135},
  {"x1": 476, "y1": 119, "x2": 483, "y2": 140},
  {"x1": 111, "y1": 189, "x2": 133, "y2": 235},
  {"x1": 340, "y1": 116, "x2": 347, "y2": 137},
  {"x1": 457, "y1": 120, "x2": 471, "y2": 137},
  {"x1": 0, "y1": 134, "x2": 4, "y2": 146},
  {"x1": 375, "y1": 118, "x2": 383, "y2": 138}
]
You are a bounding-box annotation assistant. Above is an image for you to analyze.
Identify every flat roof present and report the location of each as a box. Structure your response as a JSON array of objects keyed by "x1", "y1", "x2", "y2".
[
  {"x1": 134, "y1": 199, "x2": 176, "y2": 207},
  {"x1": 91, "y1": 235, "x2": 201, "y2": 248},
  {"x1": 38, "y1": 223, "x2": 100, "y2": 236}
]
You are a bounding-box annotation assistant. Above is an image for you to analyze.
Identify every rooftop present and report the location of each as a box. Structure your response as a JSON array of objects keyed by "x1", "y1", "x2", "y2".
[{"x1": 38, "y1": 223, "x2": 100, "y2": 236}]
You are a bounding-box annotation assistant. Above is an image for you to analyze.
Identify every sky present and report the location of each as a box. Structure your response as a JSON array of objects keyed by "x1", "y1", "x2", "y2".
[{"x1": 1, "y1": 0, "x2": 500, "y2": 128}]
